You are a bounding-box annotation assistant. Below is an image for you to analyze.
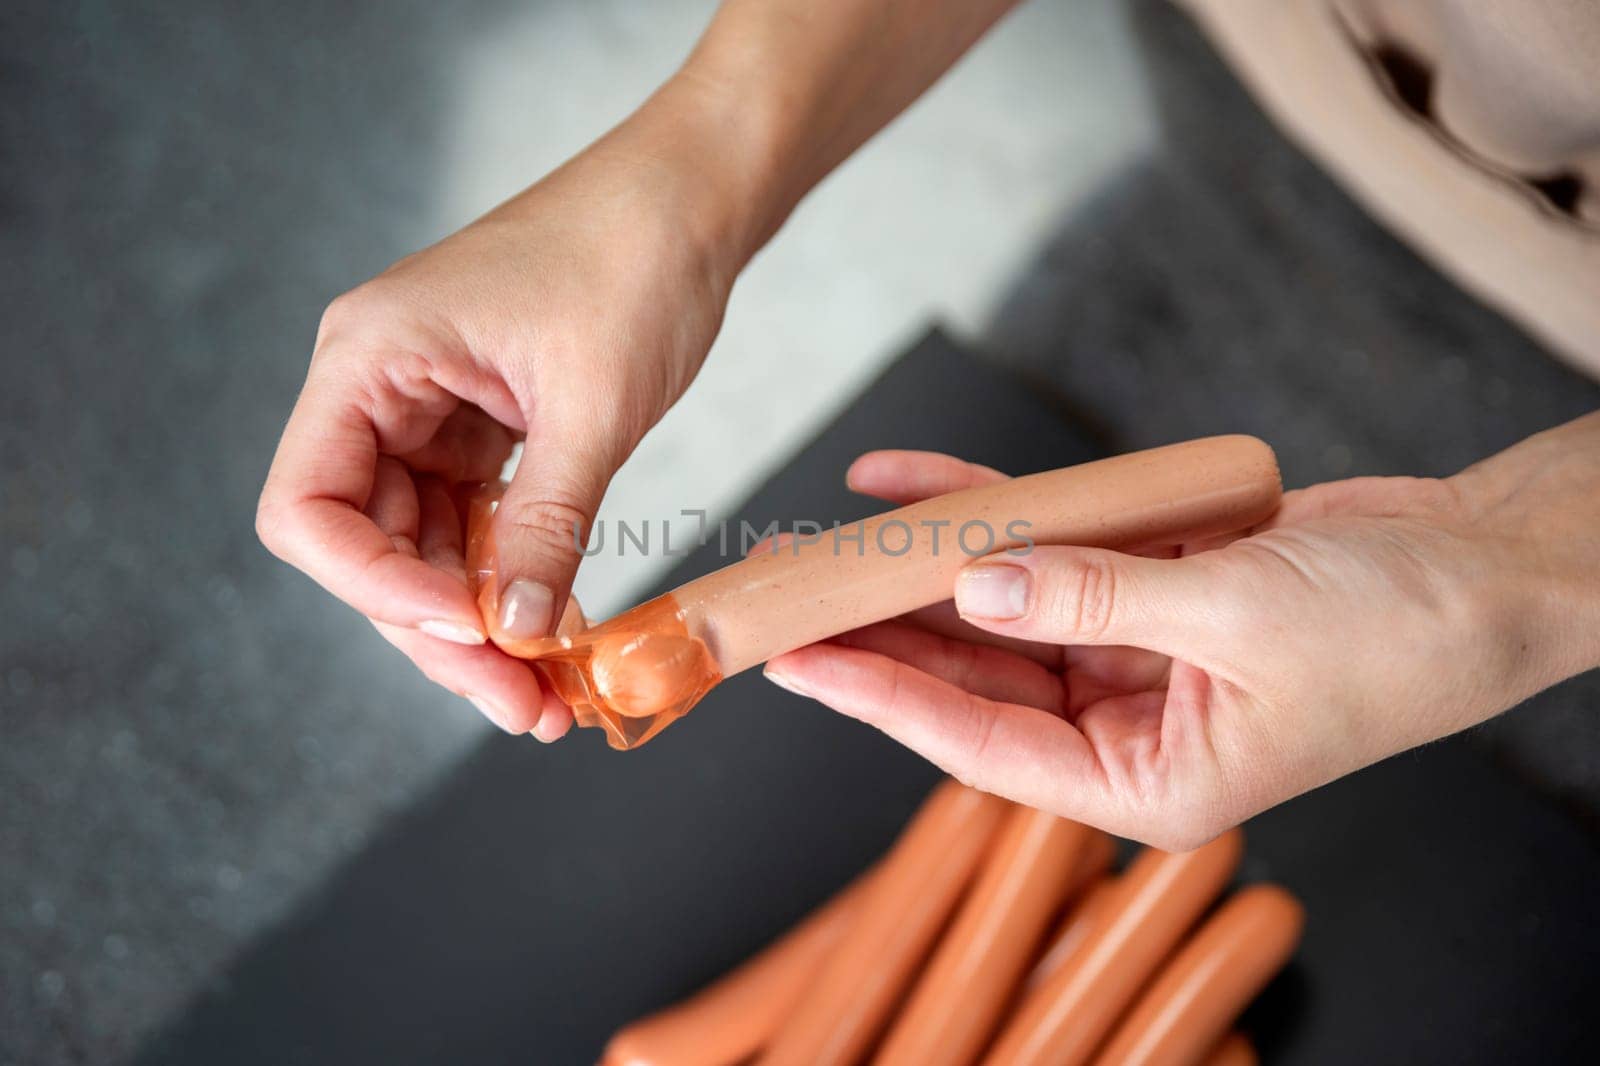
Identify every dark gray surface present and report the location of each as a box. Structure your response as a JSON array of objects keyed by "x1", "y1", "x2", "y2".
[
  {"x1": 1, "y1": 3, "x2": 521, "y2": 1062},
  {"x1": 135, "y1": 333, "x2": 1600, "y2": 1066},
  {"x1": 982, "y1": 0, "x2": 1600, "y2": 820}
]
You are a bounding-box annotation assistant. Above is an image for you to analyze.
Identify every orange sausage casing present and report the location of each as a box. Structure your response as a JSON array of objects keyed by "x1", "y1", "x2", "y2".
[
  {"x1": 982, "y1": 830, "x2": 1245, "y2": 1066},
  {"x1": 1024, "y1": 874, "x2": 1120, "y2": 992},
  {"x1": 873, "y1": 810, "x2": 1096, "y2": 1066},
  {"x1": 1091, "y1": 885, "x2": 1303, "y2": 1066},
  {"x1": 757, "y1": 781, "x2": 1010, "y2": 1066},
  {"x1": 600, "y1": 870, "x2": 874, "y2": 1066},
  {"x1": 676, "y1": 435, "x2": 1281, "y2": 676},
  {"x1": 1065, "y1": 831, "x2": 1116, "y2": 903},
  {"x1": 1022, "y1": 829, "x2": 1118, "y2": 989}
]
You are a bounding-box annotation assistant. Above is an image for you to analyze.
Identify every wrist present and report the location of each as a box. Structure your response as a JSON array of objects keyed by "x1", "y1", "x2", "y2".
[
  {"x1": 592, "y1": 68, "x2": 793, "y2": 296},
  {"x1": 1448, "y1": 430, "x2": 1600, "y2": 696}
]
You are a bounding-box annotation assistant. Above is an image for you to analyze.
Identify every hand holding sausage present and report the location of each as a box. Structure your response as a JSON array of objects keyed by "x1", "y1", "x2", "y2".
[{"x1": 764, "y1": 413, "x2": 1600, "y2": 848}]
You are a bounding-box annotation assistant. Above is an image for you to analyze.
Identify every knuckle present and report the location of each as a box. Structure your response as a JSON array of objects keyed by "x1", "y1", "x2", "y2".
[
  {"x1": 1048, "y1": 553, "x2": 1118, "y2": 640},
  {"x1": 501, "y1": 494, "x2": 593, "y2": 556},
  {"x1": 315, "y1": 282, "x2": 413, "y2": 355},
  {"x1": 962, "y1": 703, "x2": 998, "y2": 769},
  {"x1": 316, "y1": 289, "x2": 370, "y2": 344},
  {"x1": 254, "y1": 496, "x2": 290, "y2": 558},
  {"x1": 941, "y1": 695, "x2": 999, "y2": 794}
]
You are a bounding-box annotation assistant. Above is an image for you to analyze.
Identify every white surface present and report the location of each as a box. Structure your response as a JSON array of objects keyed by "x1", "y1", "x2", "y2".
[{"x1": 439, "y1": 0, "x2": 1155, "y2": 616}]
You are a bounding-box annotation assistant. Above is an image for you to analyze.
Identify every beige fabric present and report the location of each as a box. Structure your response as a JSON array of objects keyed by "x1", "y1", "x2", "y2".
[{"x1": 1177, "y1": 0, "x2": 1600, "y2": 379}]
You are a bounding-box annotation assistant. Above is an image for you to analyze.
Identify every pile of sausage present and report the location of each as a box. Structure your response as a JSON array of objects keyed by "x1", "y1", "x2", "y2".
[{"x1": 603, "y1": 781, "x2": 1302, "y2": 1066}]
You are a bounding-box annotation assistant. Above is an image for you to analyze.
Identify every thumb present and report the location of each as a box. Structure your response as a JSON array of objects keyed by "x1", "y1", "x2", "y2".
[
  {"x1": 953, "y1": 545, "x2": 1230, "y2": 658},
  {"x1": 485, "y1": 429, "x2": 611, "y2": 644}
]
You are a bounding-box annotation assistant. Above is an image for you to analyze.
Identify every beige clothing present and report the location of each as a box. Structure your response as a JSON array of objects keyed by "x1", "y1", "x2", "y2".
[{"x1": 1178, "y1": 0, "x2": 1600, "y2": 378}]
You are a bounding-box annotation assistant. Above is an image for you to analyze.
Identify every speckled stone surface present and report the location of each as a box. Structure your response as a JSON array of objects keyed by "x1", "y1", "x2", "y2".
[
  {"x1": 980, "y1": 0, "x2": 1600, "y2": 819},
  {"x1": 0, "y1": 3, "x2": 514, "y2": 1062}
]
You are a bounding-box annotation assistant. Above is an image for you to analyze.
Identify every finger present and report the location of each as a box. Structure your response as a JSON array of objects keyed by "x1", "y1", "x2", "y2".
[
  {"x1": 396, "y1": 404, "x2": 519, "y2": 484},
  {"x1": 1061, "y1": 645, "x2": 1173, "y2": 715},
  {"x1": 520, "y1": 591, "x2": 592, "y2": 742},
  {"x1": 744, "y1": 526, "x2": 1064, "y2": 669},
  {"x1": 953, "y1": 546, "x2": 1227, "y2": 659},
  {"x1": 485, "y1": 419, "x2": 613, "y2": 645},
  {"x1": 416, "y1": 475, "x2": 468, "y2": 579},
  {"x1": 374, "y1": 620, "x2": 550, "y2": 735},
  {"x1": 531, "y1": 692, "x2": 576, "y2": 743},
  {"x1": 764, "y1": 643, "x2": 1112, "y2": 826},
  {"x1": 364, "y1": 456, "x2": 422, "y2": 553},
  {"x1": 845, "y1": 450, "x2": 1007, "y2": 504},
  {"x1": 898, "y1": 600, "x2": 1064, "y2": 669},
  {"x1": 257, "y1": 363, "x2": 486, "y2": 642},
  {"x1": 830, "y1": 620, "x2": 1067, "y2": 712}
]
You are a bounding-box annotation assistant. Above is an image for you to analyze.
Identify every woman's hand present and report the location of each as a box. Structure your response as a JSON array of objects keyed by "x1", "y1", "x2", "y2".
[
  {"x1": 764, "y1": 414, "x2": 1600, "y2": 848},
  {"x1": 257, "y1": 76, "x2": 753, "y2": 739},
  {"x1": 257, "y1": 0, "x2": 1033, "y2": 740}
]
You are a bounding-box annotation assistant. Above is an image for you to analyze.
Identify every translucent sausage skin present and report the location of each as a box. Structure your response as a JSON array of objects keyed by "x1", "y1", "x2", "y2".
[
  {"x1": 757, "y1": 781, "x2": 1010, "y2": 1066},
  {"x1": 1091, "y1": 885, "x2": 1303, "y2": 1066},
  {"x1": 981, "y1": 831, "x2": 1245, "y2": 1066}
]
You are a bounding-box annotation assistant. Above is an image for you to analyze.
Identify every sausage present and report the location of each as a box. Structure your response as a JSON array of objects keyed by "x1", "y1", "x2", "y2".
[
  {"x1": 666, "y1": 436, "x2": 1279, "y2": 676},
  {"x1": 981, "y1": 830, "x2": 1245, "y2": 1066},
  {"x1": 873, "y1": 810, "x2": 1097, "y2": 1066},
  {"x1": 1198, "y1": 1033, "x2": 1255, "y2": 1066},
  {"x1": 1023, "y1": 876, "x2": 1120, "y2": 992},
  {"x1": 1091, "y1": 885, "x2": 1303, "y2": 1066},
  {"x1": 756, "y1": 781, "x2": 1010, "y2": 1066},
  {"x1": 1019, "y1": 829, "x2": 1117, "y2": 991},
  {"x1": 471, "y1": 436, "x2": 1281, "y2": 748},
  {"x1": 600, "y1": 869, "x2": 874, "y2": 1066},
  {"x1": 1066, "y1": 830, "x2": 1117, "y2": 900}
]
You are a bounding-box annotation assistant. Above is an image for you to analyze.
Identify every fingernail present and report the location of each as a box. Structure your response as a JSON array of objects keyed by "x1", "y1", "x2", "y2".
[
  {"x1": 419, "y1": 619, "x2": 486, "y2": 646},
  {"x1": 499, "y1": 578, "x2": 555, "y2": 640},
  {"x1": 763, "y1": 664, "x2": 814, "y2": 699},
  {"x1": 957, "y1": 564, "x2": 1030, "y2": 620},
  {"x1": 465, "y1": 693, "x2": 515, "y2": 733},
  {"x1": 529, "y1": 713, "x2": 557, "y2": 744}
]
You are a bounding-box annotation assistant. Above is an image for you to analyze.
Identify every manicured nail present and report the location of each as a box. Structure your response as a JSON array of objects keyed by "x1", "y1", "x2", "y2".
[
  {"x1": 465, "y1": 693, "x2": 514, "y2": 733},
  {"x1": 763, "y1": 665, "x2": 814, "y2": 699},
  {"x1": 956, "y1": 564, "x2": 1030, "y2": 620},
  {"x1": 419, "y1": 619, "x2": 486, "y2": 646},
  {"x1": 499, "y1": 578, "x2": 555, "y2": 640}
]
